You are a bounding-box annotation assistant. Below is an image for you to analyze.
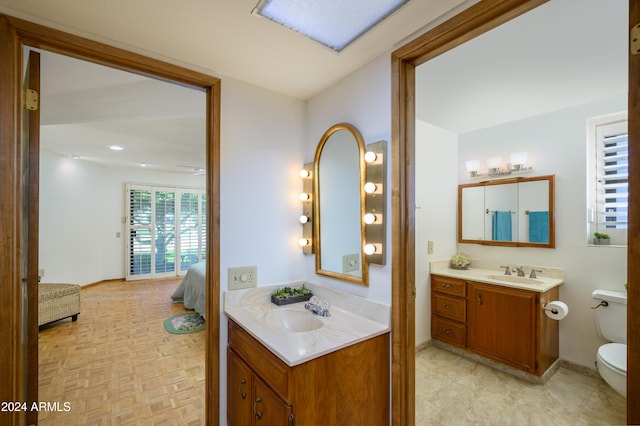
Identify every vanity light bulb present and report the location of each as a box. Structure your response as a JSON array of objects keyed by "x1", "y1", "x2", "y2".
[
  {"x1": 298, "y1": 238, "x2": 310, "y2": 247},
  {"x1": 363, "y1": 213, "x2": 377, "y2": 224},
  {"x1": 364, "y1": 182, "x2": 377, "y2": 194},
  {"x1": 364, "y1": 151, "x2": 377, "y2": 163},
  {"x1": 364, "y1": 244, "x2": 377, "y2": 255},
  {"x1": 510, "y1": 152, "x2": 528, "y2": 170},
  {"x1": 299, "y1": 169, "x2": 311, "y2": 178},
  {"x1": 299, "y1": 215, "x2": 310, "y2": 224},
  {"x1": 299, "y1": 192, "x2": 310, "y2": 201}
]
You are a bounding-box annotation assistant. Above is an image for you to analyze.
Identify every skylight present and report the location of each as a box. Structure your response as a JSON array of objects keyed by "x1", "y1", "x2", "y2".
[{"x1": 252, "y1": 0, "x2": 411, "y2": 52}]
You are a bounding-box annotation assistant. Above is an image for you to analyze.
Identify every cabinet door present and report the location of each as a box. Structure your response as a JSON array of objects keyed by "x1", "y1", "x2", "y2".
[
  {"x1": 467, "y1": 282, "x2": 537, "y2": 373},
  {"x1": 228, "y1": 348, "x2": 253, "y2": 426},
  {"x1": 253, "y1": 375, "x2": 293, "y2": 425}
]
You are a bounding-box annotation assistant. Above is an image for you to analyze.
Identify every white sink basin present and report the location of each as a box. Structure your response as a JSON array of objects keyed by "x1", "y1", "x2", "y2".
[
  {"x1": 264, "y1": 309, "x2": 324, "y2": 332},
  {"x1": 486, "y1": 274, "x2": 544, "y2": 285}
]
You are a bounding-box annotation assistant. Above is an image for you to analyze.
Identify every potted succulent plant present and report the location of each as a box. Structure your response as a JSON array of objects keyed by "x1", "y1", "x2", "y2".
[
  {"x1": 271, "y1": 285, "x2": 313, "y2": 306},
  {"x1": 450, "y1": 252, "x2": 471, "y2": 270},
  {"x1": 594, "y1": 232, "x2": 610, "y2": 245}
]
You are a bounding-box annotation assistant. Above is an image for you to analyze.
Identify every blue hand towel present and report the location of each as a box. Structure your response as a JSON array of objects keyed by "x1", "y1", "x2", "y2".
[
  {"x1": 528, "y1": 211, "x2": 549, "y2": 243},
  {"x1": 492, "y1": 211, "x2": 512, "y2": 241}
]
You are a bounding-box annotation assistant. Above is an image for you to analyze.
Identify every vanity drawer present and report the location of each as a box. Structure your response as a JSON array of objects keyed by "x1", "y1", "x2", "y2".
[
  {"x1": 432, "y1": 316, "x2": 466, "y2": 347},
  {"x1": 431, "y1": 275, "x2": 466, "y2": 297},
  {"x1": 228, "y1": 320, "x2": 292, "y2": 403},
  {"x1": 432, "y1": 293, "x2": 466, "y2": 322}
]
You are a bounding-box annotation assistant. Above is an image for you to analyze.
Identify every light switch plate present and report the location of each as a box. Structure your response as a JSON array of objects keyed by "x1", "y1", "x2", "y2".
[
  {"x1": 342, "y1": 253, "x2": 359, "y2": 273},
  {"x1": 228, "y1": 266, "x2": 257, "y2": 290}
]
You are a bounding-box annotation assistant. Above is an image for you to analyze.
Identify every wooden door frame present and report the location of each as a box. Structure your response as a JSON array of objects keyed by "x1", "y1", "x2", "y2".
[
  {"x1": 390, "y1": 0, "x2": 639, "y2": 424},
  {"x1": 0, "y1": 14, "x2": 221, "y2": 425}
]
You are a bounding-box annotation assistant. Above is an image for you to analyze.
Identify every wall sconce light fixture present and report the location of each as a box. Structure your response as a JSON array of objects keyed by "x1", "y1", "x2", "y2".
[
  {"x1": 510, "y1": 151, "x2": 528, "y2": 171},
  {"x1": 466, "y1": 152, "x2": 533, "y2": 179},
  {"x1": 465, "y1": 160, "x2": 480, "y2": 177},
  {"x1": 299, "y1": 162, "x2": 314, "y2": 254},
  {"x1": 363, "y1": 141, "x2": 386, "y2": 265}
]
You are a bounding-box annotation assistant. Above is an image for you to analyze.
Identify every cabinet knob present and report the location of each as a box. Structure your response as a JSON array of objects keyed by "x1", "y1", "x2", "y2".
[
  {"x1": 254, "y1": 397, "x2": 263, "y2": 420},
  {"x1": 239, "y1": 378, "x2": 247, "y2": 399},
  {"x1": 443, "y1": 328, "x2": 453, "y2": 334},
  {"x1": 442, "y1": 283, "x2": 453, "y2": 289},
  {"x1": 443, "y1": 304, "x2": 453, "y2": 310}
]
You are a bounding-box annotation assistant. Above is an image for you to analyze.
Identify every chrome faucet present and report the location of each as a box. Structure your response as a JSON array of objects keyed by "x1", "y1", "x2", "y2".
[
  {"x1": 500, "y1": 265, "x2": 511, "y2": 275},
  {"x1": 529, "y1": 269, "x2": 542, "y2": 278},
  {"x1": 305, "y1": 297, "x2": 331, "y2": 317},
  {"x1": 512, "y1": 266, "x2": 525, "y2": 277}
]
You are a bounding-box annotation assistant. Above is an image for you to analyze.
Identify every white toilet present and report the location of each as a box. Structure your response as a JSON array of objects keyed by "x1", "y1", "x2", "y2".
[{"x1": 592, "y1": 289, "x2": 627, "y2": 397}]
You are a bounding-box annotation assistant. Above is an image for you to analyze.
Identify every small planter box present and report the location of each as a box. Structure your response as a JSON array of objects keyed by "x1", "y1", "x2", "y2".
[
  {"x1": 271, "y1": 293, "x2": 313, "y2": 306},
  {"x1": 594, "y1": 238, "x2": 610, "y2": 245}
]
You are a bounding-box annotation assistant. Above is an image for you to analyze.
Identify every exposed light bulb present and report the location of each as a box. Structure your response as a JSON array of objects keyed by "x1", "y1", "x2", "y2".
[
  {"x1": 298, "y1": 238, "x2": 310, "y2": 247},
  {"x1": 364, "y1": 243, "x2": 377, "y2": 255},
  {"x1": 299, "y1": 193, "x2": 310, "y2": 201},
  {"x1": 299, "y1": 169, "x2": 311, "y2": 178},
  {"x1": 364, "y1": 151, "x2": 377, "y2": 163},
  {"x1": 299, "y1": 215, "x2": 310, "y2": 224},
  {"x1": 363, "y1": 213, "x2": 377, "y2": 224},
  {"x1": 364, "y1": 182, "x2": 377, "y2": 194}
]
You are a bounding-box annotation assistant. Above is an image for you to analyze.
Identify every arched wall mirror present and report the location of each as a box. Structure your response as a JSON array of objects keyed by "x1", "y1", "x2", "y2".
[
  {"x1": 458, "y1": 175, "x2": 555, "y2": 248},
  {"x1": 313, "y1": 123, "x2": 368, "y2": 286}
]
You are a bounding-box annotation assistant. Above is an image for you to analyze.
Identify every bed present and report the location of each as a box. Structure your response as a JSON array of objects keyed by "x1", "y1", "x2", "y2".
[{"x1": 171, "y1": 261, "x2": 206, "y2": 319}]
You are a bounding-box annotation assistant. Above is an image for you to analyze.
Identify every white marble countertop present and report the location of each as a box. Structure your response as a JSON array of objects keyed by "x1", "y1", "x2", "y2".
[
  {"x1": 224, "y1": 281, "x2": 391, "y2": 367},
  {"x1": 430, "y1": 259, "x2": 563, "y2": 292}
]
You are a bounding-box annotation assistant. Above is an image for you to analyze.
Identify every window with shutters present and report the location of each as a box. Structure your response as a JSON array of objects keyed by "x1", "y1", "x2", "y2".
[
  {"x1": 587, "y1": 112, "x2": 628, "y2": 246},
  {"x1": 126, "y1": 184, "x2": 206, "y2": 280}
]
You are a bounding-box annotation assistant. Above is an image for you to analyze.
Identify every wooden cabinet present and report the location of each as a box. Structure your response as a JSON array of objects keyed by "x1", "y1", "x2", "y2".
[
  {"x1": 467, "y1": 281, "x2": 536, "y2": 373},
  {"x1": 430, "y1": 274, "x2": 559, "y2": 376},
  {"x1": 228, "y1": 319, "x2": 389, "y2": 425},
  {"x1": 431, "y1": 275, "x2": 467, "y2": 347},
  {"x1": 228, "y1": 348, "x2": 293, "y2": 425}
]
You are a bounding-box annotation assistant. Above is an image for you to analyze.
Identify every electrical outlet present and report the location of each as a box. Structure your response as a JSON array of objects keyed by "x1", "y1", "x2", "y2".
[
  {"x1": 228, "y1": 266, "x2": 257, "y2": 290},
  {"x1": 427, "y1": 240, "x2": 434, "y2": 254},
  {"x1": 342, "y1": 253, "x2": 359, "y2": 273}
]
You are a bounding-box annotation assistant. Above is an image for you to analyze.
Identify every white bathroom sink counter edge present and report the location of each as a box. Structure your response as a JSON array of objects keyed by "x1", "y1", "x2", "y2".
[{"x1": 224, "y1": 283, "x2": 390, "y2": 367}]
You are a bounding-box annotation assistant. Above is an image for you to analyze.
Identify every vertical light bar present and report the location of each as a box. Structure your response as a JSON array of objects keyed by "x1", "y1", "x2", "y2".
[
  {"x1": 363, "y1": 140, "x2": 386, "y2": 265},
  {"x1": 300, "y1": 162, "x2": 314, "y2": 254}
]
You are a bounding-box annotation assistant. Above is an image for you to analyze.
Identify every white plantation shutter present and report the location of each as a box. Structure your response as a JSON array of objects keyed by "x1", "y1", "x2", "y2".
[
  {"x1": 126, "y1": 184, "x2": 206, "y2": 280},
  {"x1": 590, "y1": 115, "x2": 628, "y2": 245}
]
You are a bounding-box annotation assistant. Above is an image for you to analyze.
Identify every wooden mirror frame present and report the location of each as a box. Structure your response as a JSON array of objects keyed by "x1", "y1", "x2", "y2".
[{"x1": 458, "y1": 174, "x2": 555, "y2": 248}]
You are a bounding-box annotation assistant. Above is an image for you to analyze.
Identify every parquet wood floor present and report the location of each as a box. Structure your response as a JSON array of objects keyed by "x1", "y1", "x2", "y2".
[{"x1": 37, "y1": 279, "x2": 206, "y2": 425}]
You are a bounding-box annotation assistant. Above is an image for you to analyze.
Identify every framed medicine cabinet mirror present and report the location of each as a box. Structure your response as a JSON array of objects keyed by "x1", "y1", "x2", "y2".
[
  {"x1": 458, "y1": 175, "x2": 555, "y2": 248},
  {"x1": 314, "y1": 123, "x2": 368, "y2": 286}
]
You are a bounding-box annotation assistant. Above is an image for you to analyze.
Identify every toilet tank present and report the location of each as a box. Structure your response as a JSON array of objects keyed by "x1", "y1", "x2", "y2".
[{"x1": 592, "y1": 289, "x2": 627, "y2": 344}]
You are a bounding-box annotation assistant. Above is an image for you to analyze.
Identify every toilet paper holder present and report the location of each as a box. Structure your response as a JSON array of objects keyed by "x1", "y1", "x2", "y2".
[{"x1": 542, "y1": 303, "x2": 558, "y2": 314}]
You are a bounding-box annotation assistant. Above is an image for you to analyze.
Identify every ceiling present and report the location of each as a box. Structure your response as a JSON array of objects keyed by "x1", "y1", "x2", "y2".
[
  {"x1": 0, "y1": 0, "x2": 628, "y2": 173},
  {"x1": 416, "y1": 0, "x2": 627, "y2": 134},
  {"x1": 0, "y1": 0, "x2": 473, "y2": 173}
]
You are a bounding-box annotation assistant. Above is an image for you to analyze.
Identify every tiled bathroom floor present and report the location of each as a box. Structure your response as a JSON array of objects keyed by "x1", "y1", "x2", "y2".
[{"x1": 416, "y1": 346, "x2": 626, "y2": 425}]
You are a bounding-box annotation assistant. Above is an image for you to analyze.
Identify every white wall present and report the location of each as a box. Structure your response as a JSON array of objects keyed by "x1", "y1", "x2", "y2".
[
  {"x1": 415, "y1": 121, "x2": 459, "y2": 346},
  {"x1": 218, "y1": 78, "x2": 306, "y2": 423},
  {"x1": 305, "y1": 54, "x2": 392, "y2": 304},
  {"x1": 39, "y1": 148, "x2": 205, "y2": 285},
  {"x1": 454, "y1": 96, "x2": 627, "y2": 368}
]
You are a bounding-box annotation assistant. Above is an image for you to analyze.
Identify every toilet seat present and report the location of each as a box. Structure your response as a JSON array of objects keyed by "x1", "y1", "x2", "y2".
[{"x1": 598, "y1": 343, "x2": 627, "y2": 374}]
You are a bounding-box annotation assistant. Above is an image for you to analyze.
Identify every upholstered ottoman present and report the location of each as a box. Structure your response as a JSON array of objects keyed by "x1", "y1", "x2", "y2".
[{"x1": 38, "y1": 283, "x2": 80, "y2": 327}]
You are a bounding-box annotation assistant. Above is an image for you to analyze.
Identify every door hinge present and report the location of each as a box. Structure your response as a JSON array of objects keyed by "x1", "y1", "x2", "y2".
[
  {"x1": 631, "y1": 23, "x2": 640, "y2": 55},
  {"x1": 23, "y1": 88, "x2": 39, "y2": 111}
]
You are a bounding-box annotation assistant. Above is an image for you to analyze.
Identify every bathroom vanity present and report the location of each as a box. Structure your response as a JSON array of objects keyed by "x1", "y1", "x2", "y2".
[
  {"x1": 225, "y1": 283, "x2": 390, "y2": 425},
  {"x1": 430, "y1": 261, "x2": 563, "y2": 377}
]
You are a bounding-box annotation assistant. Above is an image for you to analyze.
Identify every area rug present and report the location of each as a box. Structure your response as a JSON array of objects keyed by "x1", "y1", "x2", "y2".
[{"x1": 164, "y1": 312, "x2": 205, "y2": 334}]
